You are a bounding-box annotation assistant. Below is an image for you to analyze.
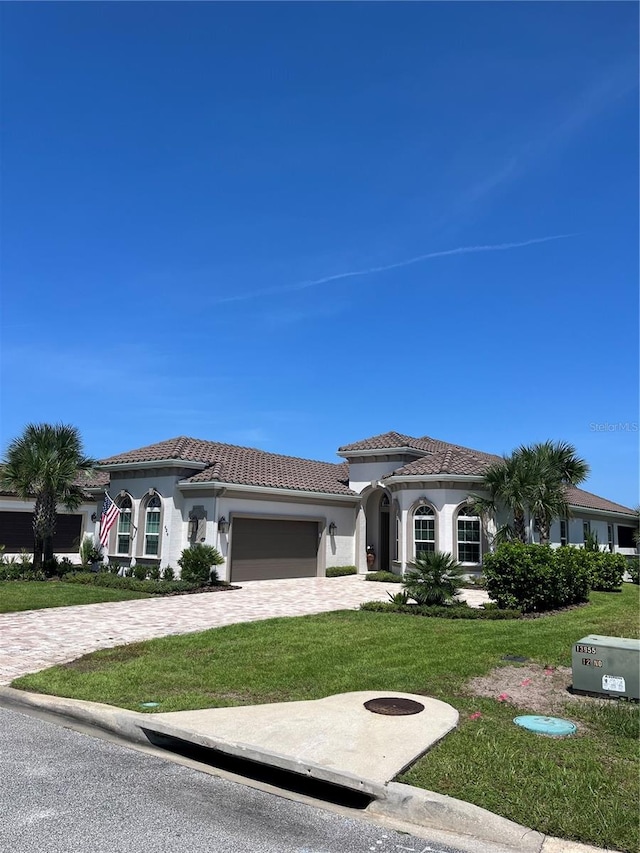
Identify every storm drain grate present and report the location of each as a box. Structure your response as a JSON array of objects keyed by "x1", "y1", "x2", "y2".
[{"x1": 363, "y1": 697, "x2": 424, "y2": 716}]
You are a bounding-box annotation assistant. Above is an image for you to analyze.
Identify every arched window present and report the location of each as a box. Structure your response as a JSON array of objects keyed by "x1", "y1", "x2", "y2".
[
  {"x1": 457, "y1": 507, "x2": 480, "y2": 563},
  {"x1": 414, "y1": 505, "x2": 435, "y2": 557},
  {"x1": 116, "y1": 495, "x2": 133, "y2": 556},
  {"x1": 144, "y1": 493, "x2": 162, "y2": 557}
]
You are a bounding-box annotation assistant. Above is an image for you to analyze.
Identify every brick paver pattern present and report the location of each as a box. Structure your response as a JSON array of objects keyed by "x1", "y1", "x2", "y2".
[{"x1": 0, "y1": 575, "x2": 488, "y2": 684}]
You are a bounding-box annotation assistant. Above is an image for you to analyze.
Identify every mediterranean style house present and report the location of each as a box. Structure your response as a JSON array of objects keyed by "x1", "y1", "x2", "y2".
[{"x1": 0, "y1": 431, "x2": 636, "y2": 580}]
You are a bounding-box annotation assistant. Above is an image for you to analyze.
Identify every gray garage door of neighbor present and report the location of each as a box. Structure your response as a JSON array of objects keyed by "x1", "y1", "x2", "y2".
[{"x1": 230, "y1": 517, "x2": 319, "y2": 582}]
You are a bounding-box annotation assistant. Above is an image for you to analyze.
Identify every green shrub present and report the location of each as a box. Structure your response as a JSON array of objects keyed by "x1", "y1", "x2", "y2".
[
  {"x1": 79, "y1": 538, "x2": 103, "y2": 567},
  {"x1": 403, "y1": 551, "x2": 465, "y2": 606},
  {"x1": 588, "y1": 551, "x2": 626, "y2": 591},
  {"x1": 163, "y1": 566, "x2": 175, "y2": 581},
  {"x1": 388, "y1": 590, "x2": 410, "y2": 605},
  {"x1": 148, "y1": 565, "x2": 161, "y2": 581},
  {"x1": 43, "y1": 555, "x2": 62, "y2": 578},
  {"x1": 365, "y1": 571, "x2": 403, "y2": 583},
  {"x1": 483, "y1": 542, "x2": 590, "y2": 613},
  {"x1": 133, "y1": 564, "x2": 148, "y2": 581},
  {"x1": 0, "y1": 562, "x2": 24, "y2": 581},
  {"x1": 177, "y1": 544, "x2": 224, "y2": 586},
  {"x1": 0, "y1": 564, "x2": 45, "y2": 581},
  {"x1": 63, "y1": 572, "x2": 196, "y2": 594},
  {"x1": 624, "y1": 555, "x2": 639, "y2": 584},
  {"x1": 325, "y1": 566, "x2": 357, "y2": 577},
  {"x1": 359, "y1": 600, "x2": 521, "y2": 619}
]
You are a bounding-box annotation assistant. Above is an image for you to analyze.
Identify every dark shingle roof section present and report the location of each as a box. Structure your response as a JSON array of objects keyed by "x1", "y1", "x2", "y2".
[
  {"x1": 100, "y1": 437, "x2": 355, "y2": 496},
  {"x1": 566, "y1": 487, "x2": 635, "y2": 515}
]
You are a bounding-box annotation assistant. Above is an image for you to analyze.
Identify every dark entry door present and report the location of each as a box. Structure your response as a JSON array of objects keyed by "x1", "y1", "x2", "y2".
[{"x1": 379, "y1": 502, "x2": 390, "y2": 571}]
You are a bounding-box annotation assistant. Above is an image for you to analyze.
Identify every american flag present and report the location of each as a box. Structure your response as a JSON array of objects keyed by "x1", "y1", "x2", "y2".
[{"x1": 99, "y1": 492, "x2": 121, "y2": 547}]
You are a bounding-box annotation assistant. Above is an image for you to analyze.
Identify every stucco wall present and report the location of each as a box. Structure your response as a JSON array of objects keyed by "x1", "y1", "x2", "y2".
[{"x1": 348, "y1": 460, "x2": 412, "y2": 494}]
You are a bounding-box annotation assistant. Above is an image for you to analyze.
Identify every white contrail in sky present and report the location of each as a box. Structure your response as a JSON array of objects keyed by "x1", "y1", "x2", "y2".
[{"x1": 214, "y1": 233, "x2": 576, "y2": 305}]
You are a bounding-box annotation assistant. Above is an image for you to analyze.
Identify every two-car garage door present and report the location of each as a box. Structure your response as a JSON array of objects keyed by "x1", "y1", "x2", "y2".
[{"x1": 230, "y1": 517, "x2": 319, "y2": 582}]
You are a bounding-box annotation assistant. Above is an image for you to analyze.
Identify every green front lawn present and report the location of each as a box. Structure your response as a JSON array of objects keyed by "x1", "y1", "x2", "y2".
[
  {"x1": 0, "y1": 581, "x2": 152, "y2": 613},
  {"x1": 13, "y1": 585, "x2": 640, "y2": 852}
]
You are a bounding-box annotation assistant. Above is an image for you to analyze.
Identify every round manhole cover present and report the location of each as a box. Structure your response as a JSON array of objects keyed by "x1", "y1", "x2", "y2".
[{"x1": 364, "y1": 697, "x2": 425, "y2": 716}]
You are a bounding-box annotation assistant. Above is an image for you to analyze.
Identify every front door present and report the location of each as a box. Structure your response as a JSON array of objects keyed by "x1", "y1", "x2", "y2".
[{"x1": 379, "y1": 496, "x2": 390, "y2": 571}]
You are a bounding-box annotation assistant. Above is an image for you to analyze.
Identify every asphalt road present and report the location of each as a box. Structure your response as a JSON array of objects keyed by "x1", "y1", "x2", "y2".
[{"x1": 0, "y1": 708, "x2": 465, "y2": 853}]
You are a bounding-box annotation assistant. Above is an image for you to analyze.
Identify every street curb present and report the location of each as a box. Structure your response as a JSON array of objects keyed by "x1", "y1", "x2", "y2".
[{"x1": 0, "y1": 687, "x2": 603, "y2": 853}]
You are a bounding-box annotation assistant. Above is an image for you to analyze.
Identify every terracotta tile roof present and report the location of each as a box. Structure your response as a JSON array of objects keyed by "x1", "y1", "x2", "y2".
[
  {"x1": 566, "y1": 487, "x2": 635, "y2": 516},
  {"x1": 99, "y1": 436, "x2": 224, "y2": 467},
  {"x1": 338, "y1": 430, "x2": 497, "y2": 459},
  {"x1": 338, "y1": 431, "x2": 422, "y2": 453},
  {"x1": 100, "y1": 437, "x2": 355, "y2": 496},
  {"x1": 96, "y1": 433, "x2": 634, "y2": 512},
  {"x1": 385, "y1": 446, "x2": 502, "y2": 478},
  {"x1": 77, "y1": 470, "x2": 110, "y2": 491}
]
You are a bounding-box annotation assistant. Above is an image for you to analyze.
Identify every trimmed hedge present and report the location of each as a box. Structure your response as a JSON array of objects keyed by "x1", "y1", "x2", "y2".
[
  {"x1": 588, "y1": 551, "x2": 627, "y2": 591},
  {"x1": 359, "y1": 600, "x2": 521, "y2": 620},
  {"x1": 325, "y1": 566, "x2": 357, "y2": 577},
  {"x1": 483, "y1": 543, "x2": 590, "y2": 613},
  {"x1": 626, "y1": 555, "x2": 639, "y2": 584},
  {"x1": 365, "y1": 571, "x2": 403, "y2": 583},
  {"x1": 63, "y1": 572, "x2": 197, "y2": 594}
]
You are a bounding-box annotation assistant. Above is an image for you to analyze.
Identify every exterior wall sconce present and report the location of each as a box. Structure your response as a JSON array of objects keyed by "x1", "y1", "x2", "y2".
[
  {"x1": 91, "y1": 512, "x2": 98, "y2": 523},
  {"x1": 329, "y1": 522, "x2": 337, "y2": 536},
  {"x1": 218, "y1": 517, "x2": 229, "y2": 535},
  {"x1": 188, "y1": 514, "x2": 199, "y2": 539}
]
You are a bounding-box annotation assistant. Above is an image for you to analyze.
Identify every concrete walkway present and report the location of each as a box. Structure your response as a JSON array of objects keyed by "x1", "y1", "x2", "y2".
[{"x1": 0, "y1": 575, "x2": 488, "y2": 683}]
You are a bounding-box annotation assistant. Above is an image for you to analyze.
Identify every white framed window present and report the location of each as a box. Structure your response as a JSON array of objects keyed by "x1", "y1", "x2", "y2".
[
  {"x1": 144, "y1": 494, "x2": 162, "y2": 557},
  {"x1": 116, "y1": 496, "x2": 133, "y2": 556},
  {"x1": 457, "y1": 509, "x2": 480, "y2": 563},
  {"x1": 560, "y1": 519, "x2": 569, "y2": 547},
  {"x1": 414, "y1": 505, "x2": 435, "y2": 557},
  {"x1": 583, "y1": 521, "x2": 591, "y2": 545},
  {"x1": 607, "y1": 524, "x2": 614, "y2": 552}
]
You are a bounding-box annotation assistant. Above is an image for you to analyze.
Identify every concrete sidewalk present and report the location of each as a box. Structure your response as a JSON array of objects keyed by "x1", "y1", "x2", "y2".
[{"x1": 0, "y1": 575, "x2": 488, "y2": 683}]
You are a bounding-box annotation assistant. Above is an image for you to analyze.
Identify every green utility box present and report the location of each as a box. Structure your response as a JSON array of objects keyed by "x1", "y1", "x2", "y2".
[{"x1": 572, "y1": 635, "x2": 640, "y2": 700}]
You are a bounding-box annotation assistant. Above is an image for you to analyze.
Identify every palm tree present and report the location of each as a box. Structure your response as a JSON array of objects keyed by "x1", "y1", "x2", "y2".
[
  {"x1": 403, "y1": 551, "x2": 466, "y2": 605},
  {"x1": 515, "y1": 441, "x2": 589, "y2": 545},
  {"x1": 469, "y1": 454, "x2": 532, "y2": 544},
  {"x1": 1, "y1": 423, "x2": 96, "y2": 569}
]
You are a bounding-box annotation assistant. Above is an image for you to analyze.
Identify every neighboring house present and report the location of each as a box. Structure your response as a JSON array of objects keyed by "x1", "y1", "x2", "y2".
[
  {"x1": 0, "y1": 431, "x2": 636, "y2": 578},
  {"x1": 0, "y1": 471, "x2": 109, "y2": 563}
]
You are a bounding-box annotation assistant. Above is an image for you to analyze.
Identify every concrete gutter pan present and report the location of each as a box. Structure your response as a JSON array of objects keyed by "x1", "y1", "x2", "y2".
[{"x1": 0, "y1": 686, "x2": 603, "y2": 853}]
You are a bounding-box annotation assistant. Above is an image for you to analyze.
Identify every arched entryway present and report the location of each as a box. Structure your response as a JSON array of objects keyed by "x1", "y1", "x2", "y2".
[{"x1": 363, "y1": 488, "x2": 392, "y2": 572}]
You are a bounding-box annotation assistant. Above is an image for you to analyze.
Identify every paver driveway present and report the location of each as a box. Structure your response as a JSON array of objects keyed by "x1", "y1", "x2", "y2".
[{"x1": 0, "y1": 575, "x2": 488, "y2": 684}]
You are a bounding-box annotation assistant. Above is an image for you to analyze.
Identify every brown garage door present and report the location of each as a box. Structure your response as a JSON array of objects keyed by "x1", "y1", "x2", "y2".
[{"x1": 230, "y1": 517, "x2": 319, "y2": 582}]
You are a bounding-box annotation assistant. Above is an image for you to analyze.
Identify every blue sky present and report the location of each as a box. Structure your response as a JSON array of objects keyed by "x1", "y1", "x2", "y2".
[{"x1": 1, "y1": 2, "x2": 638, "y2": 507}]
